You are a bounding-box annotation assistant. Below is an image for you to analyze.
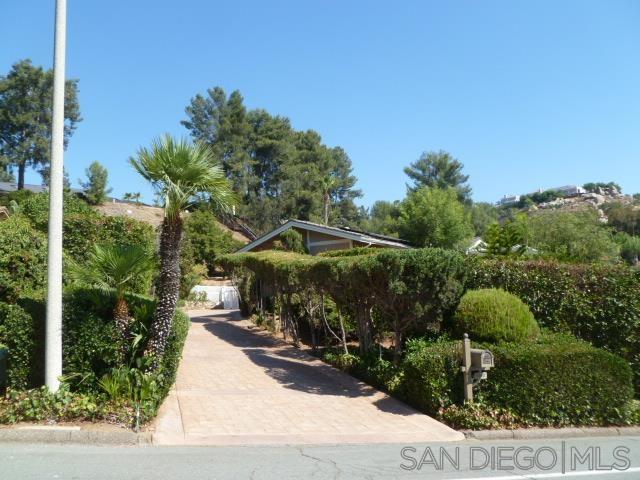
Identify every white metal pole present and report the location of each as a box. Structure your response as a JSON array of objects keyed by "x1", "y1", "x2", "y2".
[{"x1": 45, "y1": 0, "x2": 67, "y2": 392}]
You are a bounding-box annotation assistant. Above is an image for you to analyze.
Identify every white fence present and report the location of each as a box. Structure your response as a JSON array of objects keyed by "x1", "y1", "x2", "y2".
[{"x1": 191, "y1": 285, "x2": 240, "y2": 310}]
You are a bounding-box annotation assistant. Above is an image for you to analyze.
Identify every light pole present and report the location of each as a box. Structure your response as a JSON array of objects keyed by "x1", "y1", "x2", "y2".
[{"x1": 45, "y1": 0, "x2": 67, "y2": 392}]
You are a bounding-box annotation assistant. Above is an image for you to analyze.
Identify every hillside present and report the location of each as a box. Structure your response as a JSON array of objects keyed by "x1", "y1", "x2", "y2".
[{"x1": 96, "y1": 201, "x2": 251, "y2": 244}]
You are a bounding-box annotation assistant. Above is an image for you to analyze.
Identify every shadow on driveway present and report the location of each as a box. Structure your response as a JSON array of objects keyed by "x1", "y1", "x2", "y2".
[{"x1": 189, "y1": 311, "x2": 417, "y2": 416}]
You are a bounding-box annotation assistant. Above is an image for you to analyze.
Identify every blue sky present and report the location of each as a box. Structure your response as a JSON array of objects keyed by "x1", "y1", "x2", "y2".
[{"x1": 1, "y1": 1, "x2": 639, "y2": 206}]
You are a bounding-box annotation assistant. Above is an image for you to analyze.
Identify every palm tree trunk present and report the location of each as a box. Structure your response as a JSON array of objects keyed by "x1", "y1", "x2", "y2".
[
  {"x1": 114, "y1": 296, "x2": 131, "y2": 344},
  {"x1": 146, "y1": 216, "x2": 183, "y2": 362},
  {"x1": 323, "y1": 193, "x2": 330, "y2": 225}
]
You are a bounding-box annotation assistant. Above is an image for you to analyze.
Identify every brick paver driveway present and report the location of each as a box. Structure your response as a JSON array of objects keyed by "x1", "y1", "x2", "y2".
[{"x1": 151, "y1": 309, "x2": 464, "y2": 445}]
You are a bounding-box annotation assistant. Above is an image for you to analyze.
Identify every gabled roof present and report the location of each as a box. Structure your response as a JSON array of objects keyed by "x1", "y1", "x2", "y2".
[
  {"x1": 237, "y1": 219, "x2": 411, "y2": 253},
  {"x1": 0, "y1": 182, "x2": 83, "y2": 195},
  {"x1": 0, "y1": 182, "x2": 48, "y2": 194}
]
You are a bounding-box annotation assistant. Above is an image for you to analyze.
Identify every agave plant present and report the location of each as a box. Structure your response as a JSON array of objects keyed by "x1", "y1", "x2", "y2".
[
  {"x1": 70, "y1": 243, "x2": 155, "y2": 344},
  {"x1": 129, "y1": 135, "x2": 234, "y2": 361}
]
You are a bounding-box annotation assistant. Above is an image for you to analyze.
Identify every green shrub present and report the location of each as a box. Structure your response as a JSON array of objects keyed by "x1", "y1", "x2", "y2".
[
  {"x1": 0, "y1": 216, "x2": 47, "y2": 303},
  {"x1": 61, "y1": 290, "x2": 127, "y2": 391},
  {"x1": 468, "y1": 258, "x2": 640, "y2": 391},
  {"x1": 0, "y1": 303, "x2": 36, "y2": 389},
  {"x1": 479, "y1": 333, "x2": 634, "y2": 426},
  {"x1": 451, "y1": 288, "x2": 539, "y2": 343},
  {"x1": 400, "y1": 337, "x2": 463, "y2": 415},
  {"x1": 184, "y1": 209, "x2": 243, "y2": 275},
  {"x1": 272, "y1": 229, "x2": 308, "y2": 254},
  {"x1": 395, "y1": 333, "x2": 634, "y2": 427},
  {"x1": 158, "y1": 309, "x2": 190, "y2": 398},
  {"x1": 18, "y1": 192, "x2": 96, "y2": 231}
]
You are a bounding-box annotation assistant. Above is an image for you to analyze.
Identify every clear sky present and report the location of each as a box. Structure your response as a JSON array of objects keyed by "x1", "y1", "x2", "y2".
[{"x1": 1, "y1": 1, "x2": 639, "y2": 206}]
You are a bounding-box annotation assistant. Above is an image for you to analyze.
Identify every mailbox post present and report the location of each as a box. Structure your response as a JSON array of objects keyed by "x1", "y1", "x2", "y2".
[
  {"x1": 461, "y1": 333, "x2": 494, "y2": 403},
  {"x1": 462, "y1": 333, "x2": 473, "y2": 402}
]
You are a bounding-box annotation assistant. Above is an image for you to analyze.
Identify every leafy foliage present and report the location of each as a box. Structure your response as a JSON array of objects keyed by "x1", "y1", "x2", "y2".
[
  {"x1": 483, "y1": 220, "x2": 527, "y2": 257},
  {"x1": 478, "y1": 333, "x2": 634, "y2": 426},
  {"x1": 69, "y1": 244, "x2": 156, "y2": 299},
  {"x1": 0, "y1": 59, "x2": 81, "y2": 188},
  {"x1": 182, "y1": 87, "x2": 362, "y2": 233},
  {"x1": 0, "y1": 302, "x2": 36, "y2": 389},
  {"x1": 0, "y1": 216, "x2": 47, "y2": 303},
  {"x1": 403, "y1": 150, "x2": 472, "y2": 203},
  {"x1": 616, "y1": 233, "x2": 640, "y2": 266},
  {"x1": 523, "y1": 210, "x2": 619, "y2": 263},
  {"x1": 272, "y1": 229, "x2": 307, "y2": 254},
  {"x1": 604, "y1": 202, "x2": 640, "y2": 236},
  {"x1": 583, "y1": 182, "x2": 622, "y2": 194},
  {"x1": 468, "y1": 258, "x2": 640, "y2": 391},
  {"x1": 469, "y1": 202, "x2": 500, "y2": 236},
  {"x1": 452, "y1": 288, "x2": 540, "y2": 343},
  {"x1": 358, "y1": 200, "x2": 401, "y2": 237},
  {"x1": 398, "y1": 187, "x2": 473, "y2": 248},
  {"x1": 184, "y1": 208, "x2": 243, "y2": 275},
  {"x1": 80, "y1": 161, "x2": 112, "y2": 205},
  {"x1": 401, "y1": 337, "x2": 463, "y2": 415}
]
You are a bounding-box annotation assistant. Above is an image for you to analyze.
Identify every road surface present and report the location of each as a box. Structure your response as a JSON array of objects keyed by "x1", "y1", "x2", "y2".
[{"x1": 2, "y1": 436, "x2": 639, "y2": 479}]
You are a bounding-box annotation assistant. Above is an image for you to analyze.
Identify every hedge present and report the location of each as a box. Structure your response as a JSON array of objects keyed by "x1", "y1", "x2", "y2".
[
  {"x1": 219, "y1": 248, "x2": 468, "y2": 356},
  {"x1": 468, "y1": 258, "x2": 640, "y2": 390},
  {"x1": 0, "y1": 216, "x2": 47, "y2": 303},
  {"x1": 451, "y1": 288, "x2": 540, "y2": 343},
  {"x1": 401, "y1": 337, "x2": 463, "y2": 414},
  {"x1": 0, "y1": 302, "x2": 36, "y2": 389},
  {"x1": 399, "y1": 333, "x2": 634, "y2": 426},
  {"x1": 1, "y1": 289, "x2": 190, "y2": 396},
  {"x1": 478, "y1": 334, "x2": 634, "y2": 425}
]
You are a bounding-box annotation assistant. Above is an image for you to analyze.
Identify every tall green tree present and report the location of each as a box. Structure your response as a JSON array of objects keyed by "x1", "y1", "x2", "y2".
[
  {"x1": 469, "y1": 202, "x2": 500, "y2": 236},
  {"x1": 184, "y1": 208, "x2": 243, "y2": 276},
  {"x1": 524, "y1": 211, "x2": 619, "y2": 263},
  {"x1": 81, "y1": 161, "x2": 112, "y2": 205},
  {"x1": 404, "y1": 150, "x2": 472, "y2": 202},
  {"x1": 0, "y1": 59, "x2": 81, "y2": 189},
  {"x1": 398, "y1": 187, "x2": 473, "y2": 248},
  {"x1": 182, "y1": 87, "x2": 361, "y2": 233},
  {"x1": 359, "y1": 200, "x2": 401, "y2": 236},
  {"x1": 130, "y1": 135, "x2": 234, "y2": 361}
]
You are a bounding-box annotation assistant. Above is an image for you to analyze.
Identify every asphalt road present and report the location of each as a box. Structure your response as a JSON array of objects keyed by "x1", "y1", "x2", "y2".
[{"x1": 1, "y1": 436, "x2": 639, "y2": 479}]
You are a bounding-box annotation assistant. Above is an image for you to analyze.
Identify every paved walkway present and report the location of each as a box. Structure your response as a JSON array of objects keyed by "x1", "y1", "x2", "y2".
[{"x1": 151, "y1": 309, "x2": 464, "y2": 445}]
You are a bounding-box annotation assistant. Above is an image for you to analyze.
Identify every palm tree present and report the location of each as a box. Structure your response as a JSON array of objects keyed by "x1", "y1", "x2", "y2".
[
  {"x1": 70, "y1": 244, "x2": 155, "y2": 343},
  {"x1": 129, "y1": 135, "x2": 234, "y2": 360}
]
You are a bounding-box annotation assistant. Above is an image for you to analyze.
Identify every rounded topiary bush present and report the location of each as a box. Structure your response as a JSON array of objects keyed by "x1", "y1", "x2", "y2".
[{"x1": 452, "y1": 288, "x2": 539, "y2": 343}]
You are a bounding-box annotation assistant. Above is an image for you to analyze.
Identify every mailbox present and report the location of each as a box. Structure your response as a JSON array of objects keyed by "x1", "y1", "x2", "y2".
[
  {"x1": 469, "y1": 348, "x2": 494, "y2": 384},
  {"x1": 461, "y1": 334, "x2": 495, "y2": 401}
]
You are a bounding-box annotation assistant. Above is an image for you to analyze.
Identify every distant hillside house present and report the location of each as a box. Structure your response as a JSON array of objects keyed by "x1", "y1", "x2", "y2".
[{"x1": 237, "y1": 219, "x2": 411, "y2": 255}]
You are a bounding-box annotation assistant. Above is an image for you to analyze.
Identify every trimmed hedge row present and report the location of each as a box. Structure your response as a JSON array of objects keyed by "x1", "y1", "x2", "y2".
[
  {"x1": 220, "y1": 248, "x2": 468, "y2": 355},
  {"x1": 479, "y1": 334, "x2": 634, "y2": 425},
  {"x1": 468, "y1": 258, "x2": 640, "y2": 390},
  {"x1": 401, "y1": 334, "x2": 634, "y2": 426},
  {"x1": 0, "y1": 302, "x2": 36, "y2": 389}
]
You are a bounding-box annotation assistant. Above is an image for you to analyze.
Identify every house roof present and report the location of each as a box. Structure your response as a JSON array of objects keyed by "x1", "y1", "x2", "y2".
[
  {"x1": 0, "y1": 182, "x2": 48, "y2": 194},
  {"x1": 237, "y1": 219, "x2": 411, "y2": 253},
  {"x1": 0, "y1": 182, "x2": 83, "y2": 195}
]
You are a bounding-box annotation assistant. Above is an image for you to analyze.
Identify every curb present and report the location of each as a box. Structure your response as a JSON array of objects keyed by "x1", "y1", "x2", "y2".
[
  {"x1": 463, "y1": 426, "x2": 640, "y2": 441},
  {"x1": 0, "y1": 427, "x2": 151, "y2": 446}
]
